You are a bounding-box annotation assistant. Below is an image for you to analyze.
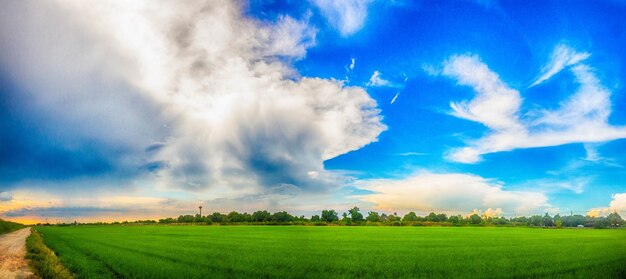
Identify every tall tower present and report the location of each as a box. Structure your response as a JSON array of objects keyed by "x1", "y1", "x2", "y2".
[{"x1": 199, "y1": 205, "x2": 203, "y2": 216}]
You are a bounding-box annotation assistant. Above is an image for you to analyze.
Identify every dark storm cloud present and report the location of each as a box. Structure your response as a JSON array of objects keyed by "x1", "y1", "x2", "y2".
[
  {"x1": 0, "y1": 2, "x2": 171, "y2": 186},
  {"x1": 0, "y1": 73, "x2": 164, "y2": 185},
  {"x1": 240, "y1": 128, "x2": 329, "y2": 189}
]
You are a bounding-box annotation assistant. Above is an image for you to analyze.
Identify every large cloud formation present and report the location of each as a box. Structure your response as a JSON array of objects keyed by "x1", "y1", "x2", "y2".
[
  {"x1": 587, "y1": 193, "x2": 626, "y2": 217},
  {"x1": 441, "y1": 45, "x2": 626, "y2": 163},
  {"x1": 0, "y1": 1, "x2": 385, "y2": 192},
  {"x1": 359, "y1": 172, "x2": 549, "y2": 216}
]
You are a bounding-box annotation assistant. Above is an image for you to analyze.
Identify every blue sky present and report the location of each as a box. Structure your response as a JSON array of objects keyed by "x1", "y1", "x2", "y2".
[{"x1": 1, "y1": 0, "x2": 626, "y2": 223}]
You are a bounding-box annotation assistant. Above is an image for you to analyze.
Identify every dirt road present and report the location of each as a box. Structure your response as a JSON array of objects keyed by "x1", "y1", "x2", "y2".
[{"x1": 0, "y1": 228, "x2": 37, "y2": 279}]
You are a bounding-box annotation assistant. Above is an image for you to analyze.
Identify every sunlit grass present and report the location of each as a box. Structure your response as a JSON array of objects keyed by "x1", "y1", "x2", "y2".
[
  {"x1": 26, "y1": 228, "x2": 74, "y2": 279},
  {"x1": 0, "y1": 218, "x2": 24, "y2": 235},
  {"x1": 36, "y1": 226, "x2": 626, "y2": 278}
]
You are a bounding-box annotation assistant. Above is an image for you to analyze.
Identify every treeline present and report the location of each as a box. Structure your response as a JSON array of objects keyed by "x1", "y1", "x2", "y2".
[
  {"x1": 510, "y1": 213, "x2": 624, "y2": 228},
  {"x1": 151, "y1": 207, "x2": 623, "y2": 229},
  {"x1": 38, "y1": 207, "x2": 625, "y2": 229},
  {"x1": 0, "y1": 218, "x2": 25, "y2": 234},
  {"x1": 158, "y1": 210, "x2": 307, "y2": 225}
]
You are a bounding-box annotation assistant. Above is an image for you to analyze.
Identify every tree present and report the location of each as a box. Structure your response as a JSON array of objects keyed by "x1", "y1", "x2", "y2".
[
  {"x1": 311, "y1": 215, "x2": 320, "y2": 222},
  {"x1": 241, "y1": 212, "x2": 252, "y2": 222},
  {"x1": 321, "y1": 209, "x2": 339, "y2": 223},
  {"x1": 573, "y1": 214, "x2": 586, "y2": 226},
  {"x1": 178, "y1": 215, "x2": 194, "y2": 223},
  {"x1": 387, "y1": 214, "x2": 401, "y2": 222},
  {"x1": 529, "y1": 215, "x2": 542, "y2": 227},
  {"x1": 227, "y1": 211, "x2": 243, "y2": 223},
  {"x1": 553, "y1": 214, "x2": 562, "y2": 224},
  {"x1": 594, "y1": 217, "x2": 610, "y2": 229},
  {"x1": 607, "y1": 212, "x2": 623, "y2": 227},
  {"x1": 209, "y1": 212, "x2": 224, "y2": 223},
  {"x1": 252, "y1": 210, "x2": 271, "y2": 222},
  {"x1": 271, "y1": 211, "x2": 294, "y2": 222},
  {"x1": 348, "y1": 207, "x2": 364, "y2": 222},
  {"x1": 512, "y1": 216, "x2": 528, "y2": 226},
  {"x1": 294, "y1": 215, "x2": 307, "y2": 222},
  {"x1": 564, "y1": 214, "x2": 585, "y2": 227},
  {"x1": 448, "y1": 215, "x2": 461, "y2": 224},
  {"x1": 158, "y1": 218, "x2": 175, "y2": 224},
  {"x1": 380, "y1": 213, "x2": 388, "y2": 222},
  {"x1": 492, "y1": 217, "x2": 508, "y2": 225},
  {"x1": 366, "y1": 211, "x2": 381, "y2": 222},
  {"x1": 194, "y1": 214, "x2": 204, "y2": 223},
  {"x1": 403, "y1": 212, "x2": 418, "y2": 222},
  {"x1": 469, "y1": 214, "x2": 482, "y2": 225},
  {"x1": 341, "y1": 212, "x2": 351, "y2": 225},
  {"x1": 436, "y1": 213, "x2": 448, "y2": 222},
  {"x1": 555, "y1": 219, "x2": 563, "y2": 228},
  {"x1": 426, "y1": 212, "x2": 438, "y2": 222},
  {"x1": 584, "y1": 215, "x2": 596, "y2": 227},
  {"x1": 542, "y1": 213, "x2": 554, "y2": 227}
]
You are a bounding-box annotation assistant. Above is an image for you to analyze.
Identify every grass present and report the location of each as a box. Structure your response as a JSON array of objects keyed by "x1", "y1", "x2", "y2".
[
  {"x1": 0, "y1": 218, "x2": 24, "y2": 234},
  {"x1": 35, "y1": 225, "x2": 626, "y2": 279},
  {"x1": 26, "y1": 228, "x2": 75, "y2": 279}
]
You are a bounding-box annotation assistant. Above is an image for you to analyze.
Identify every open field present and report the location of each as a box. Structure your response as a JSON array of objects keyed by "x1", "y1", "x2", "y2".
[{"x1": 35, "y1": 226, "x2": 626, "y2": 279}]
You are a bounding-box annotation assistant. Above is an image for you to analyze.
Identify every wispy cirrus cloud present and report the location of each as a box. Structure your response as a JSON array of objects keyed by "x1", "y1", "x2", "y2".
[
  {"x1": 390, "y1": 92, "x2": 400, "y2": 104},
  {"x1": 444, "y1": 54, "x2": 524, "y2": 132},
  {"x1": 395, "y1": 152, "x2": 426, "y2": 156},
  {"x1": 441, "y1": 45, "x2": 626, "y2": 163},
  {"x1": 530, "y1": 44, "x2": 590, "y2": 87},
  {"x1": 515, "y1": 177, "x2": 589, "y2": 194}
]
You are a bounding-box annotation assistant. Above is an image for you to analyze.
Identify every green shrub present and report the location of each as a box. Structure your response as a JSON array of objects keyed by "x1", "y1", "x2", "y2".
[
  {"x1": 26, "y1": 228, "x2": 74, "y2": 279},
  {"x1": 0, "y1": 218, "x2": 24, "y2": 234}
]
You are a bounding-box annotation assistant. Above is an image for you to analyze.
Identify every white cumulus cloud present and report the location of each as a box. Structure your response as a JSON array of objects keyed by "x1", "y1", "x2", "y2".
[
  {"x1": 359, "y1": 172, "x2": 549, "y2": 216},
  {"x1": 587, "y1": 193, "x2": 626, "y2": 217},
  {"x1": 467, "y1": 208, "x2": 503, "y2": 218},
  {"x1": 367, "y1": 70, "x2": 392, "y2": 87},
  {"x1": 311, "y1": 0, "x2": 373, "y2": 36}
]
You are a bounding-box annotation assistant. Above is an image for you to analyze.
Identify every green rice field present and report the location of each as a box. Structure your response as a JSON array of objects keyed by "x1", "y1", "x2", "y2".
[{"x1": 35, "y1": 226, "x2": 626, "y2": 278}]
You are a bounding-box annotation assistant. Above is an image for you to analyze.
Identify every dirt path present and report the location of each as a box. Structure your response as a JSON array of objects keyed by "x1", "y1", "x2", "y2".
[{"x1": 0, "y1": 228, "x2": 37, "y2": 279}]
